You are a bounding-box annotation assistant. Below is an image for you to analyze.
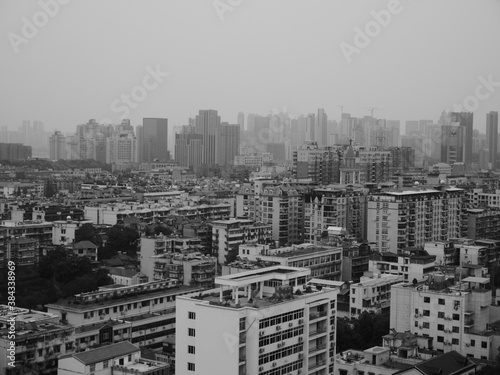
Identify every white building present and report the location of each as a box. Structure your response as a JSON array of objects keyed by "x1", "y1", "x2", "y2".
[
  {"x1": 52, "y1": 219, "x2": 93, "y2": 246},
  {"x1": 390, "y1": 275, "x2": 500, "y2": 360},
  {"x1": 349, "y1": 273, "x2": 403, "y2": 317},
  {"x1": 175, "y1": 266, "x2": 338, "y2": 375}
]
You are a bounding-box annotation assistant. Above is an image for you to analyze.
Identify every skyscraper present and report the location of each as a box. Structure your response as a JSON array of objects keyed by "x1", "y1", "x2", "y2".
[
  {"x1": 195, "y1": 110, "x2": 220, "y2": 165},
  {"x1": 315, "y1": 108, "x2": 328, "y2": 146},
  {"x1": 49, "y1": 131, "x2": 67, "y2": 160},
  {"x1": 237, "y1": 111, "x2": 245, "y2": 131},
  {"x1": 175, "y1": 133, "x2": 203, "y2": 171},
  {"x1": 217, "y1": 123, "x2": 240, "y2": 165},
  {"x1": 451, "y1": 112, "x2": 473, "y2": 163},
  {"x1": 486, "y1": 111, "x2": 498, "y2": 170},
  {"x1": 142, "y1": 118, "x2": 169, "y2": 162}
]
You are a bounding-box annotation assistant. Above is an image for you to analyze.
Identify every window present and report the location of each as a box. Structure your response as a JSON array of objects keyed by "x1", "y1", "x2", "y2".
[
  {"x1": 482, "y1": 341, "x2": 488, "y2": 349},
  {"x1": 438, "y1": 312, "x2": 444, "y2": 318},
  {"x1": 424, "y1": 297, "x2": 430, "y2": 303},
  {"x1": 437, "y1": 324, "x2": 444, "y2": 331},
  {"x1": 437, "y1": 336, "x2": 444, "y2": 343},
  {"x1": 471, "y1": 340, "x2": 475, "y2": 347},
  {"x1": 438, "y1": 299, "x2": 445, "y2": 305},
  {"x1": 188, "y1": 311, "x2": 196, "y2": 320},
  {"x1": 90, "y1": 364, "x2": 95, "y2": 372},
  {"x1": 452, "y1": 314, "x2": 460, "y2": 320},
  {"x1": 128, "y1": 355, "x2": 132, "y2": 362},
  {"x1": 423, "y1": 322, "x2": 429, "y2": 329},
  {"x1": 103, "y1": 361, "x2": 109, "y2": 369},
  {"x1": 188, "y1": 345, "x2": 195, "y2": 354},
  {"x1": 188, "y1": 363, "x2": 195, "y2": 371},
  {"x1": 414, "y1": 321, "x2": 418, "y2": 327},
  {"x1": 188, "y1": 328, "x2": 196, "y2": 337},
  {"x1": 452, "y1": 326, "x2": 459, "y2": 333},
  {"x1": 423, "y1": 310, "x2": 430, "y2": 317},
  {"x1": 452, "y1": 338, "x2": 459, "y2": 345}
]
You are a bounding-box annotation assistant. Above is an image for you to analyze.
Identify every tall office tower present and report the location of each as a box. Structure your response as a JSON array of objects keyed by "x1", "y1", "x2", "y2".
[
  {"x1": 405, "y1": 120, "x2": 419, "y2": 135},
  {"x1": 440, "y1": 124, "x2": 464, "y2": 164},
  {"x1": 367, "y1": 186, "x2": 467, "y2": 253},
  {"x1": 175, "y1": 266, "x2": 338, "y2": 375},
  {"x1": 49, "y1": 131, "x2": 67, "y2": 160},
  {"x1": 175, "y1": 133, "x2": 203, "y2": 171},
  {"x1": 387, "y1": 120, "x2": 401, "y2": 147},
  {"x1": 136, "y1": 125, "x2": 143, "y2": 163},
  {"x1": 237, "y1": 111, "x2": 245, "y2": 131},
  {"x1": 195, "y1": 110, "x2": 220, "y2": 165},
  {"x1": 95, "y1": 134, "x2": 107, "y2": 163},
  {"x1": 451, "y1": 112, "x2": 473, "y2": 163},
  {"x1": 216, "y1": 123, "x2": 240, "y2": 166},
  {"x1": 305, "y1": 113, "x2": 316, "y2": 142},
  {"x1": 438, "y1": 110, "x2": 451, "y2": 125},
  {"x1": 486, "y1": 111, "x2": 498, "y2": 170},
  {"x1": 315, "y1": 108, "x2": 328, "y2": 146},
  {"x1": 142, "y1": 118, "x2": 169, "y2": 162},
  {"x1": 65, "y1": 134, "x2": 80, "y2": 160}
]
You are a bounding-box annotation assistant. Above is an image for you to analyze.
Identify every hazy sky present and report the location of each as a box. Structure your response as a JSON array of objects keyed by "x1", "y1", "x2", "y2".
[{"x1": 1, "y1": 0, "x2": 500, "y2": 134}]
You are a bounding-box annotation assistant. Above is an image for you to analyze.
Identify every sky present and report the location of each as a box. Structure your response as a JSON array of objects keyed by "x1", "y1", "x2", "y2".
[{"x1": 1, "y1": 0, "x2": 500, "y2": 135}]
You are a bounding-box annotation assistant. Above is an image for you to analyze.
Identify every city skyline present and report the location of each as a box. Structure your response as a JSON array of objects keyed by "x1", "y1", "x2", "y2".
[{"x1": 1, "y1": 1, "x2": 500, "y2": 134}]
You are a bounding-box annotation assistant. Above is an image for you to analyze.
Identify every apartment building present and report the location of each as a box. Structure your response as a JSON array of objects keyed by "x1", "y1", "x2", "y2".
[
  {"x1": 369, "y1": 248, "x2": 436, "y2": 282},
  {"x1": 341, "y1": 239, "x2": 372, "y2": 283},
  {"x1": 52, "y1": 219, "x2": 93, "y2": 246},
  {"x1": 6, "y1": 237, "x2": 39, "y2": 266},
  {"x1": 0, "y1": 305, "x2": 72, "y2": 375},
  {"x1": 292, "y1": 141, "x2": 341, "y2": 184},
  {"x1": 304, "y1": 186, "x2": 367, "y2": 244},
  {"x1": 58, "y1": 341, "x2": 169, "y2": 375},
  {"x1": 175, "y1": 203, "x2": 231, "y2": 221},
  {"x1": 211, "y1": 218, "x2": 272, "y2": 264},
  {"x1": 469, "y1": 188, "x2": 500, "y2": 209},
  {"x1": 367, "y1": 187, "x2": 467, "y2": 253},
  {"x1": 175, "y1": 266, "x2": 338, "y2": 375},
  {"x1": 390, "y1": 274, "x2": 500, "y2": 360},
  {"x1": 466, "y1": 208, "x2": 500, "y2": 241},
  {"x1": 236, "y1": 183, "x2": 306, "y2": 246},
  {"x1": 239, "y1": 243, "x2": 343, "y2": 280},
  {"x1": 84, "y1": 203, "x2": 171, "y2": 226},
  {"x1": 358, "y1": 150, "x2": 392, "y2": 183},
  {"x1": 46, "y1": 281, "x2": 202, "y2": 351},
  {"x1": 0, "y1": 220, "x2": 53, "y2": 247},
  {"x1": 349, "y1": 273, "x2": 403, "y2": 317}
]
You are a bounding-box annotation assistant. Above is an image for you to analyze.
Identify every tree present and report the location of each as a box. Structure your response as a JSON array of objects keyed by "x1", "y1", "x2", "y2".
[
  {"x1": 75, "y1": 223, "x2": 102, "y2": 246},
  {"x1": 107, "y1": 225, "x2": 140, "y2": 256}
]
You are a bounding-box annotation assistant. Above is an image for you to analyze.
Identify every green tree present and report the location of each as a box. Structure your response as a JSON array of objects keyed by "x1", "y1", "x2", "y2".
[
  {"x1": 75, "y1": 223, "x2": 102, "y2": 246},
  {"x1": 107, "y1": 225, "x2": 140, "y2": 256}
]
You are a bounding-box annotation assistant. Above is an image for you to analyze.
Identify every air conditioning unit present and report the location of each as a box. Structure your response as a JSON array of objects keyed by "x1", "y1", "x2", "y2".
[
  {"x1": 298, "y1": 319, "x2": 304, "y2": 324},
  {"x1": 259, "y1": 367, "x2": 264, "y2": 371},
  {"x1": 259, "y1": 331, "x2": 265, "y2": 337},
  {"x1": 289, "y1": 323, "x2": 293, "y2": 327},
  {"x1": 277, "y1": 343, "x2": 282, "y2": 348},
  {"x1": 419, "y1": 314, "x2": 423, "y2": 317},
  {"x1": 298, "y1": 337, "x2": 303, "y2": 342},
  {"x1": 419, "y1": 325, "x2": 422, "y2": 329},
  {"x1": 276, "y1": 325, "x2": 281, "y2": 331},
  {"x1": 259, "y1": 348, "x2": 265, "y2": 354},
  {"x1": 414, "y1": 314, "x2": 418, "y2": 318},
  {"x1": 466, "y1": 343, "x2": 470, "y2": 347},
  {"x1": 299, "y1": 353, "x2": 303, "y2": 359},
  {"x1": 272, "y1": 362, "x2": 277, "y2": 368}
]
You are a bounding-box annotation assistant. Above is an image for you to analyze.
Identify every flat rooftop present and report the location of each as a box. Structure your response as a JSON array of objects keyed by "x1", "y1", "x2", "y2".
[
  {"x1": 269, "y1": 245, "x2": 341, "y2": 258},
  {"x1": 215, "y1": 266, "x2": 310, "y2": 287}
]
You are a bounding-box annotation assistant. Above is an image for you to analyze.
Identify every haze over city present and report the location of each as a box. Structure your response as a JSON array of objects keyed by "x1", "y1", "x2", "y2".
[{"x1": 1, "y1": 0, "x2": 500, "y2": 133}]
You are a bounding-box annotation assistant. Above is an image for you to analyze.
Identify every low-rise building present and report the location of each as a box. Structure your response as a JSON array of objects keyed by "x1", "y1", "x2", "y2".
[
  {"x1": 52, "y1": 219, "x2": 93, "y2": 246},
  {"x1": 369, "y1": 248, "x2": 436, "y2": 282},
  {"x1": 73, "y1": 241, "x2": 98, "y2": 262}
]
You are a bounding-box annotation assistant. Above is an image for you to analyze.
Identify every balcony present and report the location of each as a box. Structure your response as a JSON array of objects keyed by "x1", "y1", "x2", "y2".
[
  {"x1": 309, "y1": 343, "x2": 327, "y2": 353},
  {"x1": 308, "y1": 360, "x2": 327, "y2": 371}
]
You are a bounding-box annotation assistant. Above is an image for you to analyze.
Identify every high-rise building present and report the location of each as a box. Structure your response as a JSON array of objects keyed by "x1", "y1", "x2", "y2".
[
  {"x1": 0, "y1": 143, "x2": 32, "y2": 161},
  {"x1": 316, "y1": 108, "x2": 328, "y2": 146},
  {"x1": 486, "y1": 111, "x2": 498, "y2": 170},
  {"x1": 217, "y1": 123, "x2": 240, "y2": 166},
  {"x1": 451, "y1": 112, "x2": 473, "y2": 163},
  {"x1": 175, "y1": 266, "x2": 338, "y2": 375},
  {"x1": 142, "y1": 118, "x2": 169, "y2": 162},
  {"x1": 440, "y1": 124, "x2": 464, "y2": 164},
  {"x1": 49, "y1": 131, "x2": 67, "y2": 160},
  {"x1": 195, "y1": 110, "x2": 220, "y2": 165},
  {"x1": 293, "y1": 142, "x2": 341, "y2": 184},
  {"x1": 238, "y1": 111, "x2": 245, "y2": 131},
  {"x1": 106, "y1": 132, "x2": 137, "y2": 165},
  {"x1": 367, "y1": 186, "x2": 467, "y2": 252},
  {"x1": 175, "y1": 133, "x2": 203, "y2": 171}
]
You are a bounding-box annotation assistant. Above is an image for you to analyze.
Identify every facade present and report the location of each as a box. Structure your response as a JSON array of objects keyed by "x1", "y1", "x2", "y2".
[
  {"x1": 195, "y1": 109, "x2": 220, "y2": 166},
  {"x1": 0, "y1": 143, "x2": 32, "y2": 161},
  {"x1": 390, "y1": 275, "x2": 500, "y2": 360},
  {"x1": 304, "y1": 186, "x2": 367, "y2": 244},
  {"x1": 175, "y1": 133, "x2": 203, "y2": 171},
  {"x1": 486, "y1": 111, "x2": 498, "y2": 170},
  {"x1": 451, "y1": 112, "x2": 473, "y2": 164},
  {"x1": 292, "y1": 142, "x2": 340, "y2": 184},
  {"x1": 175, "y1": 266, "x2": 338, "y2": 375},
  {"x1": 466, "y1": 208, "x2": 500, "y2": 240},
  {"x1": 424, "y1": 241, "x2": 456, "y2": 266},
  {"x1": 367, "y1": 187, "x2": 467, "y2": 253},
  {"x1": 358, "y1": 150, "x2": 392, "y2": 183},
  {"x1": 106, "y1": 132, "x2": 137, "y2": 166},
  {"x1": 469, "y1": 188, "x2": 500, "y2": 209},
  {"x1": 73, "y1": 241, "x2": 98, "y2": 262},
  {"x1": 0, "y1": 220, "x2": 53, "y2": 247},
  {"x1": 6, "y1": 237, "x2": 39, "y2": 266},
  {"x1": 84, "y1": 203, "x2": 170, "y2": 226},
  {"x1": 217, "y1": 123, "x2": 240, "y2": 165}
]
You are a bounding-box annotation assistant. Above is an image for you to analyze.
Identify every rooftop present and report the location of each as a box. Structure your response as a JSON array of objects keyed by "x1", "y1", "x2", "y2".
[{"x1": 72, "y1": 341, "x2": 139, "y2": 365}]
